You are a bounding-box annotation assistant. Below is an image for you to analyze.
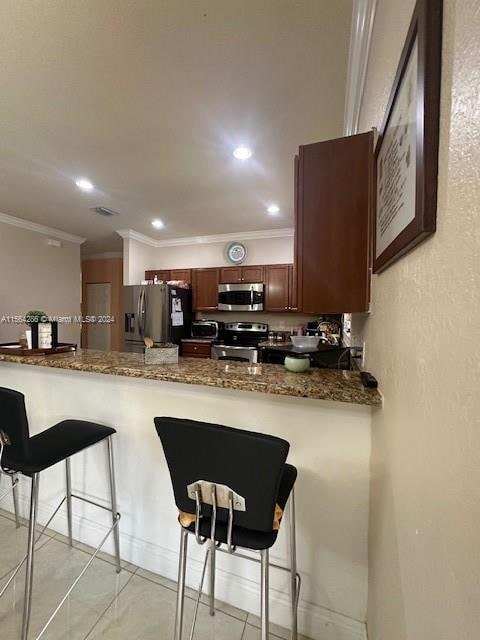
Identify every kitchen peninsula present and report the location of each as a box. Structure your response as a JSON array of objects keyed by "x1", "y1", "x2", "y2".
[{"x1": 0, "y1": 350, "x2": 380, "y2": 639}]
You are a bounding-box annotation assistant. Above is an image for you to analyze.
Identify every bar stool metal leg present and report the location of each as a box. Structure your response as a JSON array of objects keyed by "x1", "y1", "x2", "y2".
[
  {"x1": 22, "y1": 473, "x2": 40, "y2": 640},
  {"x1": 209, "y1": 539, "x2": 216, "y2": 616},
  {"x1": 65, "y1": 458, "x2": 73, "y2": 546},
  {"x1": 106, "y1": 436, "x2": 121, "y2": 573},
  {"x1": 175, "y1": 527, "x2": 188, "y2": 640},
  {"x1": 260, "y1": 549, "x2": 269, "y2": 640},
  {"x1": 289, "y1": 489, "x2": 298, "y2": 640},
  {"x1": 12, "y1": 473, "x2": 21, "y2": 528}
]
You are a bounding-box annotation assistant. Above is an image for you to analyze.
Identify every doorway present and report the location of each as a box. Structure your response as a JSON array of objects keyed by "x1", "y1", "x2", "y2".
[{"x1": 86, "y1": 282, "x2": 111, "y2": 351}]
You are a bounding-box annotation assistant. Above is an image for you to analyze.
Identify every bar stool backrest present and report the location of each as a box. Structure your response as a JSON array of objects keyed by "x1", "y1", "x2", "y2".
[
  {"x1": 155, "y1": 417, "x2": 290, "y2": 534},
  {"x1": 0, "y1": 387, "x2": 31, "y2": 463}
]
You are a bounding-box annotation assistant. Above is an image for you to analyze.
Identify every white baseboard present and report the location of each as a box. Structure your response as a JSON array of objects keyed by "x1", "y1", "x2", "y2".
[{"x1": 8, "y1": 491, "x2": 366, "y2": 640}]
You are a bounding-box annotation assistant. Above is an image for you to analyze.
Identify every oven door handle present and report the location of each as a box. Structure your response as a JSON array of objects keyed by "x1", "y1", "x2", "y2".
[{"x1": 214, "y1": 345, "x2": 256, "y2": 350}]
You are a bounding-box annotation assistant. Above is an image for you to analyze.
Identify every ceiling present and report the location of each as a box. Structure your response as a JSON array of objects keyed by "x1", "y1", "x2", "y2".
[{"x1": 0, "y1": 0, "x2": 353, "y2": 254}]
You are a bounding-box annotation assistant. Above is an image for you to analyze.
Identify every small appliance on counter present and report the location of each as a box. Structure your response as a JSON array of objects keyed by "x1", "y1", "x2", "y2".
[{"x1": 191, "y1": 319, "x2": 224, "y2": 340}]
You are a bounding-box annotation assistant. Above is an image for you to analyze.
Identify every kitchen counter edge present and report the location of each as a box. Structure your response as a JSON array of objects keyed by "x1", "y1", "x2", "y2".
[{"x1": 0, "y1": 349, "x2": 382, "y2": 407}]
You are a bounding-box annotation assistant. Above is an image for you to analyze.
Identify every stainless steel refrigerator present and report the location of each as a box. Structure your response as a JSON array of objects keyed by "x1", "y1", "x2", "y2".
[{"x1": 123, "y1": 284, "x2": 192, "y2": 353}]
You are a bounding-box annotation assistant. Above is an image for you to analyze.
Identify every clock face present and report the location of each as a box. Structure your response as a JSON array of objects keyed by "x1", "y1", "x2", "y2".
[{"x1": 226, "y1": 242, "x2": 247, "y2": 264}]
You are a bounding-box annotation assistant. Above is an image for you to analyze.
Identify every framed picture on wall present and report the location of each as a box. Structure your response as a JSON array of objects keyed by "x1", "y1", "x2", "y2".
[{"x1": 373, "y1": 0, "x2": 443, "y2": 273}]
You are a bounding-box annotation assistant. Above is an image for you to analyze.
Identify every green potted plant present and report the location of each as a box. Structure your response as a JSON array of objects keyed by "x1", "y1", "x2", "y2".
[{"x1": 25, "y1": 310, "x2": 47, "y2": 325}]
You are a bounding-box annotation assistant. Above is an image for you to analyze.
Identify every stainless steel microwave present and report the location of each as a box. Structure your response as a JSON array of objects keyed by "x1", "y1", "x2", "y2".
[
  {"x1": 218, "y1": 283, "x2": 264, "y2": 311},
  {"x1": 191, "y1": 320, "x2": 223, "y2": 339}
]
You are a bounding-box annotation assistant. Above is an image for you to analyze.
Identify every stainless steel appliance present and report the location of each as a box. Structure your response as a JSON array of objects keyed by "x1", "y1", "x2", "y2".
[
  {"x1": 123, "y1": 284, "x2": 192, "y2": 353},
  {"x1": 191, "y1": 319, "x2": 223, "y2": 339},
  {"x1": 218, "y1": 283, "x2": 264, "y2": 312},
  {"x1": 211, "y1": 322, "x2": 268, "y2": 363}
]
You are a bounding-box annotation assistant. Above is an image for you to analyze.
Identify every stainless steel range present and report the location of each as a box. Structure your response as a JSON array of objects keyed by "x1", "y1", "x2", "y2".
[{"x1": 211, "y1": 322, "x2": 268, "y2": 363}]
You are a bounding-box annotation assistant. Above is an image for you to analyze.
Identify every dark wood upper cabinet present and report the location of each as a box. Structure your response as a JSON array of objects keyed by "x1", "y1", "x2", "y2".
[
  {"x1": 219, "y1": 266, "x2": 242, "y2": 283},
  {"x1": 288, "y1": 264, "x2": 298, "y2": 311},
  {"x1": 145, "y1": 269, "x2": 170, "y2": 282},
  {"x1": 170, "y1": 268, "x2": 192, "y2": 282},
  {"x1": 296, "y1": 131, "x2": 373, "y2": 313},
  {"x1": 192, "y1": 268, "x2": 219, "y2": 311},
  {"x1": 265, "y1": 264, "x2": 290, "y2": 312},
  {"x1": 242, "y1": 265, "x2": 265, "y2": 283},
  {"x1": 219, "y1": 265, "x2": 265, "y2": 284}
]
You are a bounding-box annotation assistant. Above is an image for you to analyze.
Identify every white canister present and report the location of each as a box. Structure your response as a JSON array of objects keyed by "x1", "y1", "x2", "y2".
[{"x1": 38, "y1": 323, "x2": 52, "y2": 349}]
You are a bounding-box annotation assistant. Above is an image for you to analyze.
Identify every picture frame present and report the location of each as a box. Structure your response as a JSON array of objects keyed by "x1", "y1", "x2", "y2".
[{"x1": 373, "y1": 0, "x2": 443, "y2": 273}]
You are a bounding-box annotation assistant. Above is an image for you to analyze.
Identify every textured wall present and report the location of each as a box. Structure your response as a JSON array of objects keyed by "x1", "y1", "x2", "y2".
[
  {"x1": 359, "y1": 1, "x2": 480, "y2": 639},
  {"x1": 0, "y1": 222, "x2": 81, "y2": 344}
]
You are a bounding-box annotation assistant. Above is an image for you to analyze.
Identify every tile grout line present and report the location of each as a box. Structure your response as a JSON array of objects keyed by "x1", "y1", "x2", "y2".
[
  {"x1": 136, "y1": 569, "x2": 250, "y2": 625},
  {"x1": 82, "y1": 567, "x2": 139, "y2": 640}
]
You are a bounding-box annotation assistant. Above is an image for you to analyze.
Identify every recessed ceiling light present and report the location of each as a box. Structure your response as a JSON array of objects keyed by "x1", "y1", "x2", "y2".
[
  {"x1": 233, "y1": 146, "x2": 253, "y2": 160},
  {"x1": 151, "y1": 219, "x2": 164, "y2": 229},
  {"x1": 75, "y1": 178, "x2": 94, "y2": 192},
  {"x1": 267, "y1": 204, "x2": 280, "y2": 215}
]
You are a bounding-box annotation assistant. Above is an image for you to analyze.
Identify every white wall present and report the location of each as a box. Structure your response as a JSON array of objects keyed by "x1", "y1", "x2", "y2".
[
  {"x1": 123, "y1": 236, "x2": 294, "y2": 284},
  {"x1": 0, "y1": 222, "x2": 81, "y2": 344},
  {"x1": 123, "y1": 237, "x2": 156, "y2": 285},
  {"x1": 357, "y1": 1, "x2": 480, "y2": 639}
]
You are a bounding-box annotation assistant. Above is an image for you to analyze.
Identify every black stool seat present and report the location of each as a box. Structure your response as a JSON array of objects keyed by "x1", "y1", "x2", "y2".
[{"x1": 2, "y1": 419, "x2": 115, "y2": 475}]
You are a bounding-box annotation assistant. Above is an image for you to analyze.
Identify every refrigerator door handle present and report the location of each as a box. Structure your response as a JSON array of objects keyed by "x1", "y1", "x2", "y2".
[{"x1": 138, "y1": 287, "x2": 145, "y2": 338}]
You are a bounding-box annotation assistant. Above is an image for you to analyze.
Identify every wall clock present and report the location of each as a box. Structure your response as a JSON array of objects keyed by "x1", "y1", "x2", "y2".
[{"x1": 225, "y1": 241, "x2": 247, "y2": 264}]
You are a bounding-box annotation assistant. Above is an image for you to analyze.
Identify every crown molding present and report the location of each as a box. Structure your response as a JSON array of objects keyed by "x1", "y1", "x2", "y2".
[
  {"x1": 116, "y1": 228, "x2": 159, "y2": 247},
  {"x1": 0, "y1": 211, "x2": 86, "y2": 244},
  {"x1": 116, "y1": 227, "x2": 294, "y2": 248},
  {"x1": 343, "y1": 0, "x2": 377, "y2": 135}
]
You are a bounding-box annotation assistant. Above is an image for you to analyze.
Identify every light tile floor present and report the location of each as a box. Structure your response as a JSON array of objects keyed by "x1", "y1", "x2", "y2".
[{"x1": 0, "y1": 513, "x2": 311, "y2": 640}]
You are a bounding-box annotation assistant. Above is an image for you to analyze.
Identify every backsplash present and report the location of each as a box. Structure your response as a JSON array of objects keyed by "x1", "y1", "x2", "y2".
[{"x1": 197, "y1": 311, "x2": 317, "y2": 331}]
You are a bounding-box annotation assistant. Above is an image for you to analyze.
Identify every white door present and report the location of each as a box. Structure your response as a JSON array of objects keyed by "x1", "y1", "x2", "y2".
[{"x1": 86, "y1": 283, "x2": 111, "y2": 351}]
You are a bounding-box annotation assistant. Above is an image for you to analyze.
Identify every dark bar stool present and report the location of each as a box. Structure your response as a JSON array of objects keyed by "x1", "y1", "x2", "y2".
[
  {"x1": 0, "y1": 387, "x2": 121, "y2": 640},
  {"x1": 155, "y1": 417, "x2": 300, "y2": 640}
]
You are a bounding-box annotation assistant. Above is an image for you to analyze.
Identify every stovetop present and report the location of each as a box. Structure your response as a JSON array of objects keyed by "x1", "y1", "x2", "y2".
[{"x1": 214, "y1": 321, "x2": 268, "y2": 348}]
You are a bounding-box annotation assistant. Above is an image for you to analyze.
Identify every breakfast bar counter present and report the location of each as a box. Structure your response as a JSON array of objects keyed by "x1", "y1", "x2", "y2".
[
  {"x1": 0, "y1": 349, "x2": 379, "y2": 640},
  {"x1": 0, "y1": 348, "x2": 381, "y2": 406}
]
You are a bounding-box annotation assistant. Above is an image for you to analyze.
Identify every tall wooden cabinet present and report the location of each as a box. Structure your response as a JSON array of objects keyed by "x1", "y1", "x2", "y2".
[
  {"x1": 296, "y1": 131, "x2": 373, "y2": 313},
  {"x1": 265, "y1": 264, "x2": 297, "y2": 312},
  {"x1": 192, "y1": 268, "x2": 219, "y2": 311}
]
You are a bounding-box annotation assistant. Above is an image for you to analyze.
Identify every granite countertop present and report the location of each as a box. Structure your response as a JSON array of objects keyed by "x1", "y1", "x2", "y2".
[{"x1": 0, "y1": 349, "x2": 382, "y2": 407}]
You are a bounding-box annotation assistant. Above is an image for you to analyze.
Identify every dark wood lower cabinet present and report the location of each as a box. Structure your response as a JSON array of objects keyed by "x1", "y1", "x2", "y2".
[{"x1": 181, "y1": 341, "x2": 211, "y2": 358}]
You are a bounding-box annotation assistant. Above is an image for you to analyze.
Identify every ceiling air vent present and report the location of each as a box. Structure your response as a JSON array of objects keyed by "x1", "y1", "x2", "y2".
[{"x1": 91, "y1": 206, "x2": 119, "y2": 217}]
